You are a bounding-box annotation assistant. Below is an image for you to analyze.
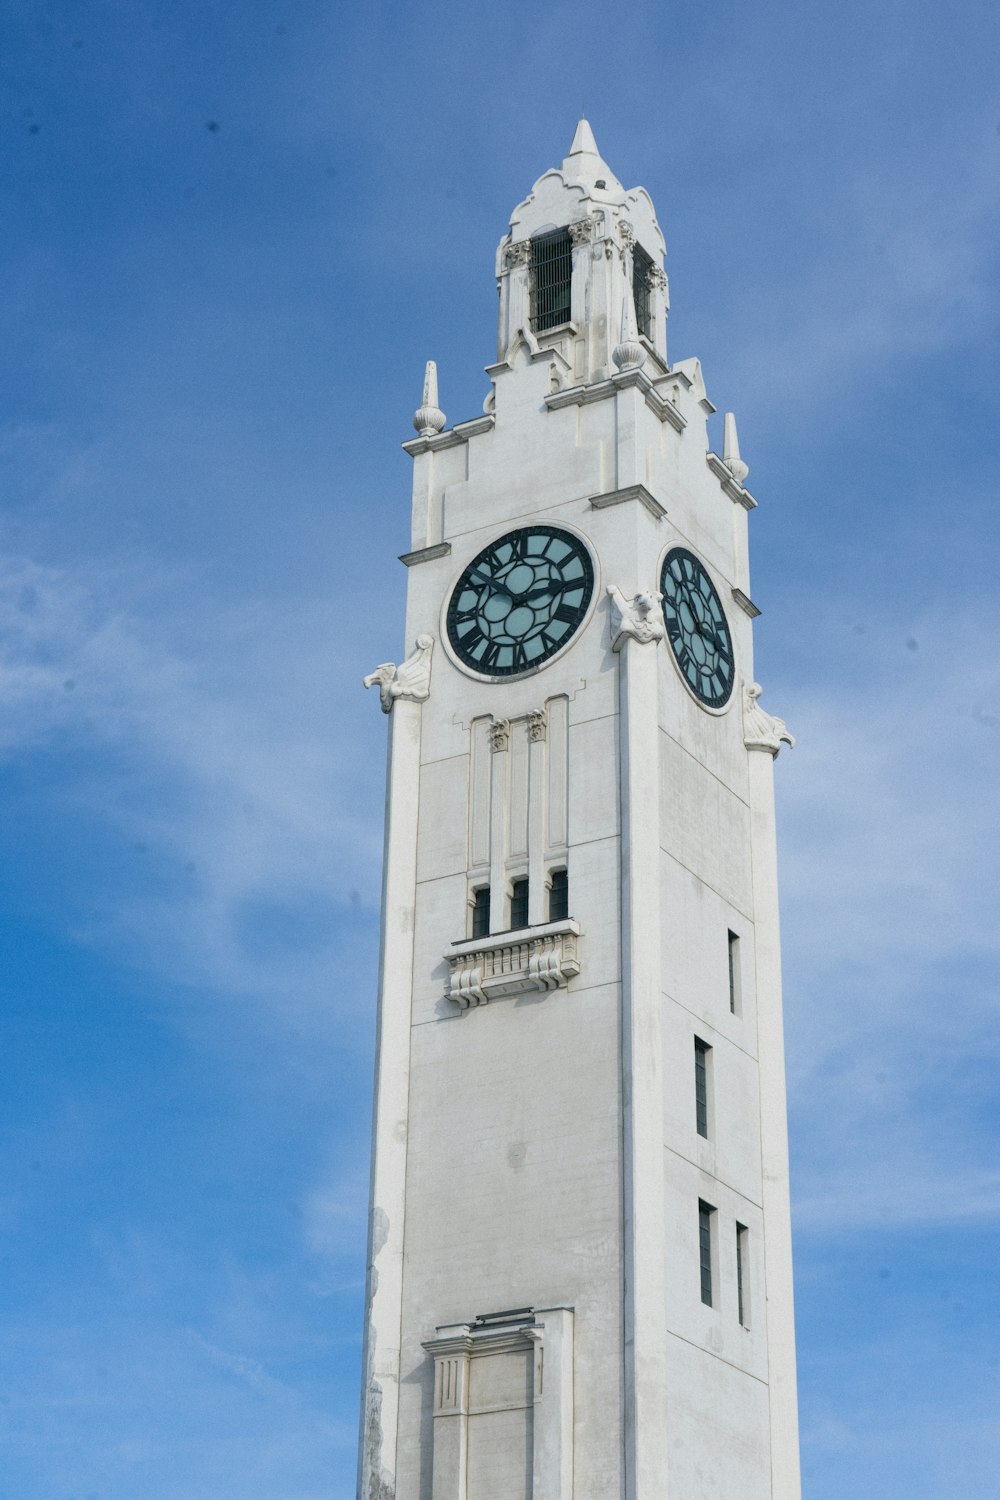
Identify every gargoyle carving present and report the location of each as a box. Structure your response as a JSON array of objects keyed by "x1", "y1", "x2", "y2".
[
  {"x1": 607, "y1": 585, "x2": 664, "y2": 651},
  {"x1": 743, "y1": 682, "x2": 795, "y2": 756},
  {"x1": 363, "y1": 634, "x2": 434, "y2": 714}
]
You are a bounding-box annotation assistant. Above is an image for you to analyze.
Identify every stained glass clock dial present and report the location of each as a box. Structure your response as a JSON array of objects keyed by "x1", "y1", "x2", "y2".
[
  {"x1": 660, "y1": 547, "x2": 735, "y2": 707},
  {"x1": 447, "y1": 526, "x2": 594, "y2": 676}
]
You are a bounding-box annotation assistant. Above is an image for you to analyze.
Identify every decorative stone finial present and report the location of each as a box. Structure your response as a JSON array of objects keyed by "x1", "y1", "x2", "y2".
[
  {"x1": 413, "y1": 361, "x2": 446, "y2": 437},
  {"x1": 612, "y1": 293, "x2": 644, "y2": 373},
  {"x1": 743, "y1": 682, "x2": 794, "y2": 756},
  {"x1": 363, "y1": 635, "x2": 435, "y2": 714},
  {"x1": 723, "y1": 412, "x2": 749, "y2": 486}
]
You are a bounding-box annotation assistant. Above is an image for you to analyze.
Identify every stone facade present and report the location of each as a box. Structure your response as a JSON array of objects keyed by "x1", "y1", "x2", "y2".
[{"x1": 360, "y1": 121, "x2": 801, "y2": 1500}]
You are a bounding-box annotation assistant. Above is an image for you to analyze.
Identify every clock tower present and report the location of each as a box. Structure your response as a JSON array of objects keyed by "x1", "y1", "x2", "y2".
[{"x1": 359, "y1": 122, "x2": 801, "y2": 1500}]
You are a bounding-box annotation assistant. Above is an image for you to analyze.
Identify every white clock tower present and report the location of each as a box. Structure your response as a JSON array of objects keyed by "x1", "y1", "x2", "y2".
[{"x1": 358, "y1": 122, "x2": 801, "y2": 1500}]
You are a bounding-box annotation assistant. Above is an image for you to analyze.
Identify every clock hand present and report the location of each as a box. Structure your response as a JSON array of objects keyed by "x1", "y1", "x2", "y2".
[{"x1": 469, "y1": 570, "x2": 515, "y2": 599}]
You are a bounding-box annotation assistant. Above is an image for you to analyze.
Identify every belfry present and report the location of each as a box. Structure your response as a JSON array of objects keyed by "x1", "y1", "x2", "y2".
[{"x1": 359, "y1": 122, "x2": 801, "y2": 1500}]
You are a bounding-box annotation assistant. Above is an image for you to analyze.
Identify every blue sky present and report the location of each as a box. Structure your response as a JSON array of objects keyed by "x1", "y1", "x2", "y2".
[{"x1": 1, "y1": 1, "x2": 998, "y2": 1495}]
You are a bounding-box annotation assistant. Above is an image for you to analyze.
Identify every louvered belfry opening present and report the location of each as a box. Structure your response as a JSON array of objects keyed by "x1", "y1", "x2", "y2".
[
  {"x1": 529, "y1": 229, "x2": 573, "y2": 332},
  {"x1": 632, "y1": 242, "x2": 654, "y2": 338}
]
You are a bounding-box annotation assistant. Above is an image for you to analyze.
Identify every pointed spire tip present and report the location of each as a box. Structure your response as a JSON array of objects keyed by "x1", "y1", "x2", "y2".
[{"x1": 568, "y1": 118, "x2": 600, "y2": 158}]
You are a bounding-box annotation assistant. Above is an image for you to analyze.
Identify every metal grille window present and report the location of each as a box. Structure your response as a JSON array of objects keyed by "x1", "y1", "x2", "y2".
[
  {"x1": 510, "y1": 879, "x2": 529, "y2": 931},
  {"x1": 530, "y1": 230, "x2": 573, "y2": 332},
  {"x1": 632, "y1": 243, "x2": 654, "y2": 339},
  {"x1": 694, "y1": 1038, "x2": 710, "y2": 1139},
  {"x1": 728, "y1": 930, "x2": 741, "y2": 1015},
  {"x1": 471, "y1": 888, "x2": 491, "y2": 939},
  {"x1": 699, "y1": 1200, "x2": 715, "y2": 1306},
  {"x1": 548, "y1": 869, "x2": 569, "y2": 922},
  {"x1": 736, "y1": 1224, "x2": 749, "y2": 1327}
]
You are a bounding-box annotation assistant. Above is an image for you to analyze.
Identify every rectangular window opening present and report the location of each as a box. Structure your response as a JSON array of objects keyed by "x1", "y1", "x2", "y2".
[
  {"x1": 530, "y1": 230, "x2": 573, "y2": 332},
  {"x1": 698, "y1": 1200, "x2": 716, "y2": 1307},
  {"x1": 728, "y1": 930, "x2": 741, "y2": 1015},
  {"x1": 736, "y1": 1223, "x2": 750, "y2": 1328},
  {"x1": 548, "y1": 869, "x2": 569, "y2": 923},
  {"x1": 632, "y1": 243, "x2": 654, "y2": 339},
  {"x1": 694, "y1": 1037, "x2": 711, "y2": 1139},
  {"x1": 510, "y1": 879, "x2": 529, "y2": 931},
  {"x1": 471, "y1": 887, "x2": 491, "y2": 940}
]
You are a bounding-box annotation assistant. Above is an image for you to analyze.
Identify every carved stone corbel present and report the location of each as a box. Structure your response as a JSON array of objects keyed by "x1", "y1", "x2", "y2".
[
  {"x1": 567, "y1": 217, "x2": 593, "y2": 247},
  {"x1": 526, "y1": 708, "x2": 547, "y2": 743},
  {"x1": 488, "y1": 717, "x2": 510, "y2": 753},
  {"x1": 743, "y1": 682, "x2": 795, "y2": 755},
  {"x1": 363, "y1": 634, "x2": 434, "y2": 714},
  {"x1": 505, "y1": 239, "x2": 532, "y2": 269},
  {"x1": 607, "y1": 585, "x2": 664, "y2": 652}
]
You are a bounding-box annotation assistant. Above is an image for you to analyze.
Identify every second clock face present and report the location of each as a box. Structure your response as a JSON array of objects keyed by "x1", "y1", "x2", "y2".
[
  {"x1": 447, "y1": 526, "x2": 595, "y2": 677},
  {"x1": 660, "y1": 547, "x2": 735, "y2": 707}
]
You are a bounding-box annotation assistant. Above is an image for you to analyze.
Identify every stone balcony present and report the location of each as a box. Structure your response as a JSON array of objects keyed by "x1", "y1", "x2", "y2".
[{"x1": 445, "y1": 920, "x2": 581, "y2": 1009}]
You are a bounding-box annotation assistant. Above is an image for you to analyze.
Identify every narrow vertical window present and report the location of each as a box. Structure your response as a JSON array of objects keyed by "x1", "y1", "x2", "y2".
[
  {"x1": 694, "y1": 1037, "x2": 710, "y2": 1139},
  {"x1": 736, "y1": 1223, "x2": 750, "y2": 1327},
  {"x1": 548, "y1": 869, "x2": 569, "y2": 922},
  {"x1": 510, "y1": 879, "x2": 529, "y2": 930},
  {"x1": 698, "y1": 1200, "x2": 716, "y2": 1307},
  {"x1": 728, "y1": 930, "x2": 741, "y2": 1015},
  {"x1": 632, "y1": 242, "x2": 654, "y2": 338},
  {"x1": 471, "y1": 887, "x2": 491, "y2": 939},
  {"x1": 530, "y1": 230, "x2": 573, "y2": 332}
]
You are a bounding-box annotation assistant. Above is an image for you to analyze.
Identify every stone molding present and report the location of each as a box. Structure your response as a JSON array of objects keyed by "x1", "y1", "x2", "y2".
[
  {"x1": 589, "y1": 482, "x2": 666, "y2": 521},
  {"x1": 731, "y1": 586, "x2": 761, "y2": 619},
  {"x1": 607, "y1": 585, "x2": 664, "y2": 651},
  {"x1": 743, "y1": 682, "x2": 795, "y2": 756},
  {"x1": 567, "y1": 216, "x2": 594, "y2": 246},
  {"x1": 399, "y1": 541, "x2": 452, "y2": 568},
  {"x1": 446, "y1": 920, "x2": 581, "y2": 1009},
  {"x1": 363, "y1": 634, "x2": 434, "y2": 714},
  {"x1": 706, "y1": 451, "x2": 757, "y2": 510},
  {"x1": 547, "y1": 371, "x2": 687, "y2": 434}
]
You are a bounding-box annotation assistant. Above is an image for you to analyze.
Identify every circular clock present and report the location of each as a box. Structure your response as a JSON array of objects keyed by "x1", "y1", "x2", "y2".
[
  {"x1": 660, "y1": 547, "x2": 735, "y2": 707},
  {"x1": 446, "y1": 526, "x2": 595, "y2": 677}
]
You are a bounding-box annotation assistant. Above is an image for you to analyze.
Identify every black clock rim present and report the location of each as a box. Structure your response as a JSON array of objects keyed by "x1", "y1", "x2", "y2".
[
  {"x1": 446, "y1": 525, "x2": 595, "y2": 679},
  {"x1": 659, "y1": 546, "x2": 735, "y2": 708}
]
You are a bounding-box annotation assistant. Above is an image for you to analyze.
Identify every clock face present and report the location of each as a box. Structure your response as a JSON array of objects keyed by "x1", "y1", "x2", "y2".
[
  {"x1": 660, "y1": 547, "x2": 735, "y2": 707},
  {"x1": 446, "y1": 526, "x2": 595, "y2": 677}
]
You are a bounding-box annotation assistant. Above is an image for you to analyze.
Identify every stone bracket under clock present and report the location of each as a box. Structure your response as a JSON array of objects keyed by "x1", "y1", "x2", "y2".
[{"x1": 445, "y1": 920, "x2": 581, "y2": 1009}]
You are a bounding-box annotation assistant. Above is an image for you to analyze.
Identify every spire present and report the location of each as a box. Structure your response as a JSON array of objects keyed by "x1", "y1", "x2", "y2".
[
  {"x1": 413, "y1": 360, "x2": 446, "y2": 437},
  {"x1": 612, "y1": 291, "x2": 644, "y2": 373},
  {"x1": 722, "y1": 412, "x2": 749, "y2": 485},
  {"x1": 567, "y1": 118, "x2": 600, "y2": 158}
]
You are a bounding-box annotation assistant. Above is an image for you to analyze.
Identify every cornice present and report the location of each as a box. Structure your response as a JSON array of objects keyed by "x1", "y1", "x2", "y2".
[
  {"x1": 399, "y1": 542, "x2": 452, "y2": 568},
  {"x1": 706, "y1": 452, "x2": 757, "y2": 510},
  {"x1": 731, "y1": 587, "x2": 761, "y2": 619},
  {"x1": 403, "y1": 414, "x2": 495, "y2": 458},
  {"x1": 545, "y1": 370, "x2": 686, "y2": 433},
  {"x1": 589, "y1": 484, "x2": 666, "y2": 521}
]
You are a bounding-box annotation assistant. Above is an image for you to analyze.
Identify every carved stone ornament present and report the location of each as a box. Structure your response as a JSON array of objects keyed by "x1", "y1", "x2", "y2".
[
  {"x1": 505, "y1": 239, "x2": 532, "y2": 269},
  {"x1": 567, "y1": 217, "x2": 593, "y2": 247},
  {"x1": 743, "y1": 682, "x2": 795, "y2": 755},
  {"x1": 617, "y1": 219, "x2": 636, "y2": 251},
  {"x1": 607, "y1": 584, "x2": 664, "y2": 651},
  {"x1": 488, "y1": 717, "x2": 510, "y2": 753},
  {"x1": 526, "y1": 708, "x2": 547, "y2": 743},
  {"x1": 648, "y1": 264, "x2": 668, "y2": 294},
  {"x1": 446, "y1": 923, "x2": 582, "y2": 1009},
  {"x1": 363, "y1": 634, "x2": 434, "y2": 714}
]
